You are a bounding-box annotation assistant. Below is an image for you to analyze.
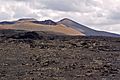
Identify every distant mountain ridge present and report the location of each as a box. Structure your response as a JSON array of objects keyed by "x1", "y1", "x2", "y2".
[
  {"x1": 18, "y1": 18, "x2": 37, "y2": 21},
  {"x1": 0, "y1": 21, "x2": 16, "y2": 25},
  {"x1": 0, "y1": 18, "x2": 120, "y2": 37},
  {"x1": 32, "y1": 20, "x2": 57, "y2": 25}
]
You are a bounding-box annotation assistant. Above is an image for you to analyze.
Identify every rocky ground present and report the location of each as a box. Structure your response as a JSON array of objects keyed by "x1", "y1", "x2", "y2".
[{"x1": 0, "y1": 30, "x2": 120, "y2": 80}]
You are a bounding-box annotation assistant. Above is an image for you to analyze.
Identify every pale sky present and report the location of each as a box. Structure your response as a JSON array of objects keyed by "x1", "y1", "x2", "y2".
[{"x1": 0, "y1": 0, "x2": 120, "y2": 34}]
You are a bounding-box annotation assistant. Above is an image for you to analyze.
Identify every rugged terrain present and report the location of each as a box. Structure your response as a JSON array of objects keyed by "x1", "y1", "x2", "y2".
[{"x1": 0, "y1": 30, "x2": 120, "y2": 80}]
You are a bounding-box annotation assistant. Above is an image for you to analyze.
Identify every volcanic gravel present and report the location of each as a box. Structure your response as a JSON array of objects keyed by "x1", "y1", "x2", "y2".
[{"x1": 0, "y1": 31, "x2": 120, "y2": 80}]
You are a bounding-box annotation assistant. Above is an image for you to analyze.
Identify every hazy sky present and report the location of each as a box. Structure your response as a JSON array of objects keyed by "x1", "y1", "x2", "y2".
[{"x1": 0, "y1": 0, "x2": 120, "y2": 34}]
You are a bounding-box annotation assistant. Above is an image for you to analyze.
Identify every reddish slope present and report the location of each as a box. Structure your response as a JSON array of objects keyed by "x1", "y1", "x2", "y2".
[{"x1": 0, "y1": 20, "x2": 85, "y2": 36}]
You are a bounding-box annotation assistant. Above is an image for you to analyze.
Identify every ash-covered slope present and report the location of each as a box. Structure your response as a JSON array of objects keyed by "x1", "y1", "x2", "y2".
[{"x1": 58, "y1": 18, "x2": 120, "y2": 37}]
